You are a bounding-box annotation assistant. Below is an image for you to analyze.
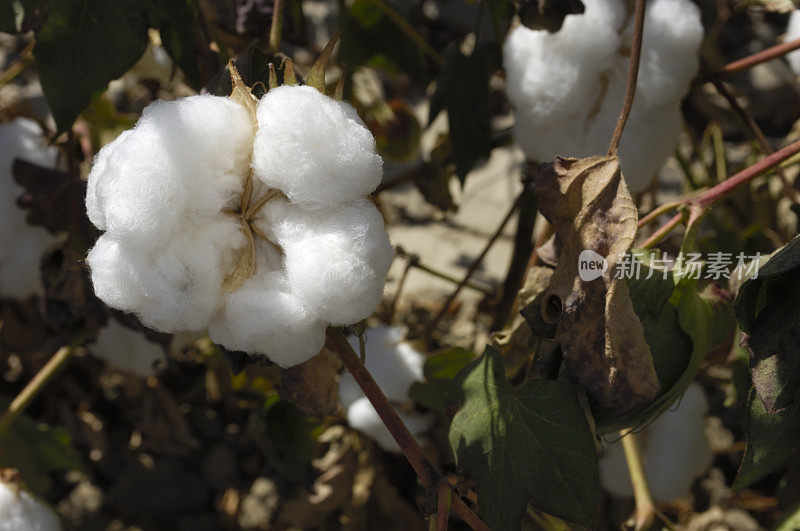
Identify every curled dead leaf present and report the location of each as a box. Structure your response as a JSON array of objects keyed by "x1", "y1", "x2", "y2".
[{"x1": 531, "y1": 156, "x2": 658, "y2": 413}]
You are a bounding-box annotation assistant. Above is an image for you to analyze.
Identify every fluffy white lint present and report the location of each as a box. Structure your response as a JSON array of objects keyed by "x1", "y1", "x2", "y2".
[
  {"x1": 91, "y1": 320, "x2": 165, "y2": 377},
  {"x1": 599, "y1": 383, "x2": 713, "y2": 502},
  {"x1": 503, "y1": 0, "x2": 703, "y2": 192},
  {"x1": 338, "y1": 326, "x2": 433, "y2": 453},
  {"x1": 0, "y1": 480, "x2": 62, "y2": 531},
  {"x1": 86, "y1": 88, "x2": 393, "y2": 368},
  {"x1": 786, "y1": 10, "x2": 800, "y2": 76},
  {"x1": 0, "y1": 118, "x2": 60, "y2": 299}
]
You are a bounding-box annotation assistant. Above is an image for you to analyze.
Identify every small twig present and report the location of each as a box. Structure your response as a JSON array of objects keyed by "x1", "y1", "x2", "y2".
[
  {"x1": 608, "y1": 0, "x2": 646, "y2": 155},
  {"x1": 388, "y1": 259, "x2": 413, "y2": 322},
  {"x1": 0, "y1": 39, "x2": 34, "y2": 88},
  {"x1": 711, "y1": 79, "x2": 799, "y2": 203},
  {"x1": 368, "y1": 0, "x2": 444, "y2": 66},
  {"x1": 0, "y1": 347, "x2": 75, "y2": 438},
  {"x1": 396, "y1": 247, "x2": 495, "y2": 295},
  {"x1": 710, "y1": 122, "x2": 726, "y2": 184},
  {"x1": 620, "y1": 431, "x2": 657, "y2": 531},
  {"x1": 707, "y1": 37, "x2": 800, "y2": 80},
  {"x1": 268, "y1": 0, "x2": 283, "y2": 54},
  {"x1": 424, "y1": 189, "x2": 526, "y2": 337},
  {"x1": 325, "y1": 328, "x2": 489, "y2": 530},
  {"x1": 437, "y1": 482, "x2": 452, "y2": 531},
  {"x1": 639, "y1": 211, "x2": 686, "y2": 250}
]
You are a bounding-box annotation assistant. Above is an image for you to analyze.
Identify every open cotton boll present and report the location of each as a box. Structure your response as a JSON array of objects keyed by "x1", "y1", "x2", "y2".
[
  {"x1": 252, "y1": 85, "x2": 382, "y2": 209},
  {"x1": 92, "y1": 320, "x2": 165, "y2": 376},
  {"x1": 599, "y1": 383, "x2": 713, "y2": 502},
  {"x1": 0, "y1": 118, "x2": 61, "y2": 299},
  {"x1": 338, "y1": 327, "x2": 432, "y2": 452},
  {"x1": 787, "y1": 10, "x2": 800, "y2": 76},
  {"x1": 88, "y1": 218, "x2": 245, "y2": 332},
  {"x1": 0, "y1": 479, "x2": 62, "y2": 531},
  {"x1": 503, "y1": 0, "x2": 702, "y2": 193},
  {"x1": 208, "y1": 270, "x2": 327, "y2": 368},
  {"x1": 86, "y1": 95, "x2": 252, "y2": 248},
  {"x1": 262, "y1": 198, "x2": 394, "y2": 325},
  {"x1": 345, "y1": 396, "x2": 434, "y2": 453}
]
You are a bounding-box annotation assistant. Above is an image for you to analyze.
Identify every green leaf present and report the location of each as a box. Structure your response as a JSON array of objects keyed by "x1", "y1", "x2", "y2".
[
  {"x1": 429, "y1": 45, "x2": 492, "y2": 184},
  {"x1": 734, "y1": 236, "x2": 800, "y2": 414},
  {"x1": 409, "y1": 347, "x2": 475, "y2": 412},
  {"x1": 146, "y1": 0, "x2": 202, "y2": 89},
  {"x1": 0, "y1": 413, "x2": 83, "y2": 495},
  {"x1": 449, "y1": 348, "x2": 599, "y2": 529},
  {"x1": 33, "y1": 0, "x2": 149, "y2": 132},
  {"x1": 734, "y1": 386, "x2": 800, "y2": 490},
  {"x1": 595, "y1": 256, "x2": 735, "y2": 433}
]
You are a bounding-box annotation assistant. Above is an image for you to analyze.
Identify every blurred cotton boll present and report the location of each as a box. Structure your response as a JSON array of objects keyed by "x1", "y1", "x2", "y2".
[
  {"x1": 91, "y1": 320, "x2": 165, "y2": 377},
  {"x1": 338, "y1": 327, "x2": 433, "y2": 453},
  {"x1": 503, "y1": 0, "x2": 703, "y2": 193},
  {"x1": 786, "y1": 10, "x2": 800, "y2": 76},
  {"x1": 0, "y1": 118, "x2": 61, "y2": 299},
  {"x1": 599, "y1": 383, "x2": 713, "y2": 502},
  {"x1": 0, "y1": 477, "x2": 63, "y2": 531}
]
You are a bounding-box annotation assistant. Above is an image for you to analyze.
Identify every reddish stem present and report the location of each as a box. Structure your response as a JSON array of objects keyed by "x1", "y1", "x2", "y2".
[
  {"x1": 325, "y1": 328, "x2": 489, "y2": 531},
  {"x1": 710, "y1": 38, "x2": 800, "y2": 79},
  {"x1": 608, "y1": 0, "x2": 646, "y2": 155}
]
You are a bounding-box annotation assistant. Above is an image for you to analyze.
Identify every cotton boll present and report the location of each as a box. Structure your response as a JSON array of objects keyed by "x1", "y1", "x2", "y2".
[
  {"x1": 787, "y1": 10, "x2": 800, "y2": 76},
  {"x1": 0, "y1": 228, "x2": 57, "y2": 299},
  {"x1": 0, "y1": 118, "x2": 61, "y2": 299},
  {"x1": 92, "y1": 319, "x2": 165, "y2": 376},
  {"x1": 209, "y1": 271, "x2": 327, "y2": 368},
  {"x1": 338, "y1": 326, "x2": 431, "y2": 452},
  {"x1": 88, "y1": 217, "x2": 245, "y2": 332},
  {"x1": 252, "y1": 85, "x2": 383, "y2": 208},
  {"x1": 263, "y1": 199, "x2": 393, "y2": 325},
  {"x1": 86, "y1": 95, "x2": 252, "y2": 248},
  {"x1": 503, "y1": 0, "x2": 702, "y2": 192},
  {"x1": 339, "y1": 326, "x2": 424, "y2": 405},
  {"x1": 599, "y1": 383, "x2": 713, "y2": 502},
  {"x1": 345, "y1": 396, "x2": 434, "y2": 453},
  {"x1": 0, "y1": 480, "x2": 62, "y2": 531}
]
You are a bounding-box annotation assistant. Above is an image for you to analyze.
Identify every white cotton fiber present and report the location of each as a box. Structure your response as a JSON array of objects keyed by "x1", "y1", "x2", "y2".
[
  {"x1": 0, "y1": 118, "x2": 61, "y2": 299},
  {"x1": 86, "y1": 87, "x2": 391, "y2": 368},
  {"x1": 208, "y1": 271, "x2": 327, "y2": 368},
  {"x1": 786, "y1": 10, "x2": 800, "y2": 76},
  {"x1": 0, "y1": 480, "x2": 62, "y2": 531},
  {"x1": 261, "y1": 198, "x2": 394, "y2": 325},
  {"x1": 338, "y1": 326, "x2": 432, "y2": 453},
  {"x1": 599, "y1": 383, "x2": 713, "y2": 502},
  {"x1": 503, "y1": 0, "x2": 703, "y2": 192},
  {"x1": 252, "y1": 85, "x2": 383, "y2": 208},
  {"x1": 92, "y1": 319, "x2": 165, "y2": 376}
]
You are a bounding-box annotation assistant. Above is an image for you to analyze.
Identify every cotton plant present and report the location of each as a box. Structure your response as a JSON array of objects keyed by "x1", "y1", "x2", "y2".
[
  {"x1": 0, "y1": 474, "x2": 62, "y2": 531},
  {"x1": 0, "y1": 118, "x2": 61, "y2": 299},
  {"x1": 503, "y1": 0, "x2": 703, "y2": 192},
  {"x1": 85, "y1": 62, "x2": 394, "y2": 368},
  {"x1": 90, "y1": 320, "x2": 165, "y2": 377},
  {"x1": 338, "y1": 326, "x2": 433, "y2": 453},
  {"x1": 599, "y1": 383, "x2": 713, "y2": 502}
]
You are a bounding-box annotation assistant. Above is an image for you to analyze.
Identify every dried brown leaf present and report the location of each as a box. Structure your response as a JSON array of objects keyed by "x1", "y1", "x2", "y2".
[{"x1": 532, "y1": 156, "x2": 658, "y2": 413}]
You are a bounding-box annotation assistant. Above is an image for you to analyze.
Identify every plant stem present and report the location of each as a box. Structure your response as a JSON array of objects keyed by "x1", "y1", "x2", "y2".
[
  {"x1": 696, "y1": 139, "x2": 800, "y2": 208},
  {"x1": 437, "y1": 481, "x2": 451, "y2": 531},
  {"x1": 639, "y1": 211, "x2": 685, "y2": 250},
  {"x1": 608, "y1": 0, "x2": 646, "y2": 155},
  {"x1": 711, "y1": 79, "x2": 798, "y2": 203},
  {"x1": 424, "y1": 188, "x2": 526, "y2": 337},
  {"x1": 708, "y1": 37, "x2": 800, "y2": 80},
  {"x1": 620, "y1": 431, "x2": 656, "y2": 531},
  {"x1": 268, "y1": 0, "x2": 283, "y2": 54},
  {"x1": 0, "y1": 347, "x2": 74, "y2": 438},
  {"x1": 492, "y1": 174, "x2": 537, "y2": 330},
  {"x1": 325, "y1": 328, "x2": 489, "y2": 530},
  {"x1": 368, "y1": 0, "x2": 445, "y2": 66},
  {"x1": 0, "y1": 39, "x2": 34, "y2": 88},
  {"x1": 396, "y1": 247, "x2": 495, "y2": 295},
  {"x1": 389, "y1": 259, "x2": 413, "y2": 322}
]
